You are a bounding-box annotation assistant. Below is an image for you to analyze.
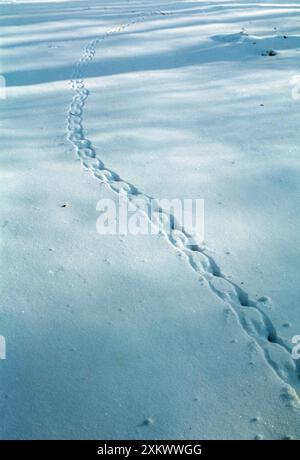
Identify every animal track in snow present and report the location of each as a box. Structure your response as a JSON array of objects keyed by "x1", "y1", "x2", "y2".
[{"x1": 67, "y1": 11, "x2": 300, "y2": 399}]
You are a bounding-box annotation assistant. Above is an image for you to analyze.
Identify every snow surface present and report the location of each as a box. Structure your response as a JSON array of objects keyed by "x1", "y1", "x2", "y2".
[{"x1": 1, "y1": 0, "x2": 300, "y2": 439}]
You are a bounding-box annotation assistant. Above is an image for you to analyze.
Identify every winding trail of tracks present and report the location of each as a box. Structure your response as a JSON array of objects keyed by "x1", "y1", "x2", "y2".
[{"x1": 66, "y1": 10, "x2": 300, "y2": 401}]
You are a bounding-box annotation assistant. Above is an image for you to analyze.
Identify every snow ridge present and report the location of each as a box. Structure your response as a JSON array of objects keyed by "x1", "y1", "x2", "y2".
[{"x1": 66, "y1": 11, "x2": 300, "y2": 400}]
